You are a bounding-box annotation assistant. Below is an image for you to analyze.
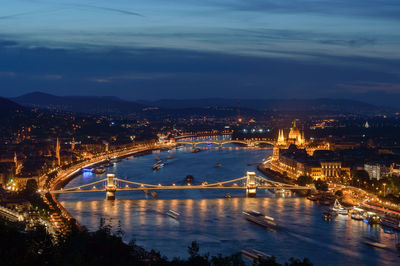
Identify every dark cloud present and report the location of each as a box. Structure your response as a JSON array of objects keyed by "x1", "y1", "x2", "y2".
[
  {"x1": 319, "y1": 38, "x2": 377, "y2": 48},
  {"x1": 0, "y1": 39, "x2": 399, "y2": 107},
  {"x1": 66, "y1": 3, "x2": 143, "y2": 17},
  {"x1": 218, "y1": 0, "x2": 400, "y2": 21},
  {"x1": 0, "y1": 40, "x2": 18, "y2": 47}
]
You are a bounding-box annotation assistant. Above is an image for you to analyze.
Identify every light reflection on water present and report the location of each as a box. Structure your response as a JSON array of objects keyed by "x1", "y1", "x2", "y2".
[{"x1": 59, "y1": 146, "x2": 400, "y2": 265}]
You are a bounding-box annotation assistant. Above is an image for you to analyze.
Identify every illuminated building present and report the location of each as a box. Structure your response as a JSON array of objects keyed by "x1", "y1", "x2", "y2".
[
  {"x1": 269, "y1": 120, "x2": 346, "y2": 180},
  {"x1": 56, "y1": 138, "x2": 61, "y2": 166}
]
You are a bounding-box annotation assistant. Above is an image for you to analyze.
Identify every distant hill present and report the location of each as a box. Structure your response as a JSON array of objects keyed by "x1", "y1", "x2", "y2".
[
  {"x1": 138, "y1": 98, "x2": 390, "y2": 114},
  {"x1": 0, "y1": 97, "x2": 21, "y2": 110},
  {"x1": 11, "y1": 92, "x2": 393, "y2": 118},
  {"x1": 12, "y1": 92, "x2": 146, "y2": 117}
]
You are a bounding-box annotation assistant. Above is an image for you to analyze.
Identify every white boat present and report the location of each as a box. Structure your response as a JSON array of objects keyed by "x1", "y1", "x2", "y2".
[
  {"x1": 351, "y1": 212, "x2": 363, "y2": 221},
  {"x1": 166, "y1": 210, "x2": 180, "y2": 219},
  {"x1": 363, "y1": 237, "x2": 387, "y2": 249},
  {"x1": 152, "y1": 161, "x2": 164, "y2": 170},
  {"x1": 241, "y1": 249, "x2": 271, "y2": 261},
  {"x1": 331, "y1": 199, "x2": 348, "y2": 215},
  {"x1": 243, "y1": 210, "x2": 277, "y2": 229}
]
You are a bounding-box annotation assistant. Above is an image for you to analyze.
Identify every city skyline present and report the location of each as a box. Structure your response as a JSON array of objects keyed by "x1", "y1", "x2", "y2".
[{"x1": 0, "y1": 0, "x2": 400, "y2": 106}]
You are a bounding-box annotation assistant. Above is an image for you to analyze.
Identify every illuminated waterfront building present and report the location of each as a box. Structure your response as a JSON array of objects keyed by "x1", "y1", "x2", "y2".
[{"x1": 270, "y1": 120, "x2": 346, "y2": 180}]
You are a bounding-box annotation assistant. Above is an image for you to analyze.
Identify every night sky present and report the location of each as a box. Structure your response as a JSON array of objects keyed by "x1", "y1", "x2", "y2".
[{"x1": 1, "y1": 0, "x2": 400, "y2": 106}]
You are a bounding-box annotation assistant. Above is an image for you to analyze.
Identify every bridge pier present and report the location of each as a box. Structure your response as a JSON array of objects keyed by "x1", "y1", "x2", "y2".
[
  {"x1": 106, "y1": 173, "x2": 117, "y2": 200},
  {"x1": 246, "y1": 171, "x2": 257, "y2": 197},
  {"x1": 106, "y1": 188, "x2": 116, "y2": 200}
]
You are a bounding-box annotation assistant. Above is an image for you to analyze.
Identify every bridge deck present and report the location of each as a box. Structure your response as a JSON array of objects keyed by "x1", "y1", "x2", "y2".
[{"x1": 52, "y1": 185, "x2": 309, "y2": 194}]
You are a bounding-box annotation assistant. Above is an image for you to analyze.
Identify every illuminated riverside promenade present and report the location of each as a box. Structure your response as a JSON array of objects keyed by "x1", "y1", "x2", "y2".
[
  {"x1": 59, "y1": 144, "x2": 400, "y2": 265},
  {"x1": 42, "y1": 141, "x2": 176, "y2": 231}
]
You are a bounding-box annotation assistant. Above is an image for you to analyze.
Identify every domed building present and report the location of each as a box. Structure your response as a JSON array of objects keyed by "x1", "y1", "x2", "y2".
[
  {"x1": 287, "y1": 120, "x2": 305, "y2": 146},
  {"x1": 273, "y1": 120, "x2": 306, "y2": 160}
]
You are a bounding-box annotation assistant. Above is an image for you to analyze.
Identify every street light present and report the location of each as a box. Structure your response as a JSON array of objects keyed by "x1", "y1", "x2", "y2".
[{"x1": 383, "y1": 183, "x2": 387, "y2": 197}]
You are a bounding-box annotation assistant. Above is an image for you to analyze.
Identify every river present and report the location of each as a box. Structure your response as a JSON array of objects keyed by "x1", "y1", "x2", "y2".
[{"x1": 59, "y1": 142, "x2": 399, "y2": 265}]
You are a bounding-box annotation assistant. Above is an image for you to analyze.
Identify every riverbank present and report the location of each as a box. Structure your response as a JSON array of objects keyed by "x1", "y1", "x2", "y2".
[
  {"x1": 43, "y1": 142, "x2": 176, "y2": 234},
  {"x1": 257, "y1": 163, "x2": 295, "y2": 185}
]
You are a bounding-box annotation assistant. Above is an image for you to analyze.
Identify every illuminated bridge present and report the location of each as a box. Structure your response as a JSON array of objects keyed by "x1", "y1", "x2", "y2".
[
  {"x1": 51, "y1": 172, "x2": 310, "y2": 200},
  {"x1": 176, "y1": 139, "x2": 275, "y2": 147}
]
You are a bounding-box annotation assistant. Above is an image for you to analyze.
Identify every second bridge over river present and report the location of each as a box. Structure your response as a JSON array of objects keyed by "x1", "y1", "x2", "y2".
[
  {"x1": 176, "y1": 139, "x2": 275, "y2": 147},
  {"x1": 51, "y1": 172, "x2": 310, "y2": 200}
]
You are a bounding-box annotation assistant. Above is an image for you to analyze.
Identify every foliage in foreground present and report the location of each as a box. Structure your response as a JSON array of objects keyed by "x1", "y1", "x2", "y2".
[{"x1": 0, "y1": 219, "x2": 312, "y2": 266}]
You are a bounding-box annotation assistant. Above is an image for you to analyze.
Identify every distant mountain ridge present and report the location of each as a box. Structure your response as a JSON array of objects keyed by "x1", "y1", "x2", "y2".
[
  {"x1": 0, "y1": 97, "x2": 22, "y2": 110},
  {"x1": 138, "y1": 98, "x2": 390, "y2": 113},
  {"x1": 12, "y1": 92, "x2": 145, "y2": 116},
  {"x1": 10, "y1": 92, "x2": 394, "y2": 117}
]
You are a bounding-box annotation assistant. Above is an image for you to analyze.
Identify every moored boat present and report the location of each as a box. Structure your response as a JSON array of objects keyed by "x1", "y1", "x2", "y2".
[
  {"x1": 103, "y1": 162, "x2": 113, "y2": 168},
  {"x1": 307, "y1": 194, "x2": 318, "y2": 201},
  {"x1": 331, "y1": 199, "x2": 348, "y2": 215},
  {"x1": 243, "y1": 210, "x2": 277, "y2": 229},
  {"x1": 365, "y1": 212, "x2": 381, "y2": 225},
  {"x1": 92, "y1": 167, "x2": 106, "y2": 174},
  {"x1": 380, "y1": 215, "x2": 400, "y2": 231},
  {"x1": 351, "y1": 212, "x2": 364, "y2": 221},
  {"x1": 322, "y1": 211, "x2": 337, "y2": 221}
]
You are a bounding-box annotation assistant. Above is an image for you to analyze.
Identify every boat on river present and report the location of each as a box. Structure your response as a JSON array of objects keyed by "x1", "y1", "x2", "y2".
[
  {"x1": 363, "y1": 237, "x2": 387, "y2": 249},
  {"x1": 322, "y1": 211, "x2": 337, "y2": 221},
  {"x1": 103, "y1": 162, "x2": 113, "y2": 168},
  {"x1": 307, "y1": 194, "x2": 318, "y2": 201},
  {"x1": 92, "y1": 167, "x2": 106, "y2": 174},
  {"x1": 243, "y1": 210, "x2": 277, "y2": 229},
  {"x1": 351, "y1": 212, "x2": 364, "y2": 221},
  {"x1": 380, "y1": 215, "x2": 400, "y2": 231},
  {"x1": 241, "y1": 249, "x2": 271, "y2": 261},
  {"x1": 185, "y1": 175, "x2": 194, "y2": 185},
  {"x1": 166, "y1": 210, "x2": 180, "y2": 220},
  {"x1": 152, "y1": 161, "x2": 164, "y2": 171},
  {"x1": 192, "y1": 148, "x2": 201, "y2": 153},
  {"x1": 365, "y1": 212, "x2": 381, "y2": 225},
  {"x1": 331, "y1": 199, "x2": 348, "y2": 215}
]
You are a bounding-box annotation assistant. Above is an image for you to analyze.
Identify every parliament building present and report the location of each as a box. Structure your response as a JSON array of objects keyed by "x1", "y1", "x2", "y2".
[{"x1": 270, "y1": 121, "x2": 349, "y2": 181}]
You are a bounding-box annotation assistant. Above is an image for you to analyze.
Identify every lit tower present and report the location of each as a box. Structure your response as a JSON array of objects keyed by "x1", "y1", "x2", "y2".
[
  {"x1": 71, "y1": 137, "x2": 75, "y2": 151},
  {"x1": 56, "y1": 138, "x2": 61, "y2": 166},
  {"x1": 14, "y1": 152, "x2": 21, "y2": 174},
  {"x1": 237, "y1": 100, "x2": 243, "y2": 123},
  {"x1": 277, "y1": 129, "x2": 286, "y2": 145}
]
